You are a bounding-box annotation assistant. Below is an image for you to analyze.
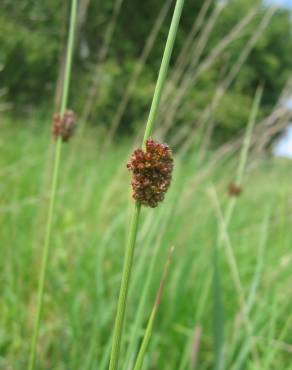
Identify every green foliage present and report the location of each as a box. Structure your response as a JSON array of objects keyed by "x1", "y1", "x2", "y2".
[
  {"x1": 0, "y1": 1, "x2": 65, "y2": 104},
  {"x1": 0, "y1": 0, "x2": 292, "y2": 140},
  {"x1": 0, "y1": 119, "x2": 291, "y2": 369}
]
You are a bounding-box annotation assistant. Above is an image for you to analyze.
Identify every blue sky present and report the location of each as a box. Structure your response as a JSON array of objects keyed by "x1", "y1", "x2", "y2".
[
  {"x1": 279, "y1": 0, "x2": 292, "y2": 7},
  {"x1": 267, "y1": 0, "x2": 292, "y2": 7}
]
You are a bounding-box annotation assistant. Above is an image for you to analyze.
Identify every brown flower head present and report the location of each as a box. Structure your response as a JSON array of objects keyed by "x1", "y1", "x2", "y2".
[
  {"x1": 127, "y1": 138, "x2": 174, "y2": 208},
  {"x1": 52, "y1": 110, "x2": 76, "y2": 142},
  {"x1": 228, "y1": 183, "x2": 242, "y2": 197}
]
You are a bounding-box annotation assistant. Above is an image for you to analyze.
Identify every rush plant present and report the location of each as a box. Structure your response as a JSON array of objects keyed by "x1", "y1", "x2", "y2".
[
  {"x1": 27, "y1": 1, "x2": 78, "y2": 369},
  {"x1": 108, "y1": 0, "x2": 185, "y2": 369}
]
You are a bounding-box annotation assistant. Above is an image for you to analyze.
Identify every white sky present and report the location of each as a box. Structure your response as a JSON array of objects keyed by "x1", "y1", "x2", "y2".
[{"x1": 274, "y1": 125, "x2": 292, "y2": 158}]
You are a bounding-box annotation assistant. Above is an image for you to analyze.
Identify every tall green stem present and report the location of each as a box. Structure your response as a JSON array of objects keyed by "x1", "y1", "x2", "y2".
[
  {"x1": 28, "y1": 138, "x2": 62, "y2": 370},
  {"x1": 211, "y1": 87, "x2": 263, "y2": 370},
  {"x1": 108, "y1": 1, "x2": 185, "y2": 369},
  {"x1": 133, "y1": 247, "x2": 174, "y2": 370},
  {"x1": 109, "y1": 202, "x2": 141, "y2": 370},
  {"x1": 142, "y1": 0, "x2": 185, "y2": 148},
  {"x1": 60, "y1": 0, "x2": 77, "y2": 116},
  {"x1": 28, "y1": 1, "x2": 77, "y2": 369}
]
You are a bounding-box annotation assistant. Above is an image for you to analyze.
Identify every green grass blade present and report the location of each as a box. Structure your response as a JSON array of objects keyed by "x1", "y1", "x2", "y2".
[
  {"x1": 123, "y1": 205, "x2": 175, "y2": 370},
  {"x1": 108, "y1": 202, "x2": 141, "y2": 370},
  {"x1": 142, "y1": 0, "x2": 185, "y2": 147},
  {"x1": 133, "y1": 247, "x2": 174, "y2": 370},
  {"x1": 212, "y1": 240, "x2": 225, "y2": 370},
  {"x1": 235, "y1": 86, "x2": 263, "y2": 185},
  {"x1": 27, "y1": 1, "x2": 77, "y2": 369}
]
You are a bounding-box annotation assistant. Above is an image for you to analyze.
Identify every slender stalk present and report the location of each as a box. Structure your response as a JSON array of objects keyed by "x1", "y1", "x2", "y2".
[
  {"x1": 28, "y1": 138, "x2": 62, "y2": 370},
  {"x1": 28, "y1": 1, "x2": 77, "y2": 369},
  {"x1": 108, "y1": 1, "x2": 185, "y2": 369},
  {"x1": 212, "y1": 229, "x2": 225, "y2": 370},
  {"x1": 133, "y1": 247, "x2": 174, "y2": 370},
  {"x1": 210, "y1": 87, "x2": 263, "y2": 370},
  {"x1": 108, "y1": 202, "x2": 141, "y2": 370},
  {"x1": 220, "y1": 86, "x2": 263, "y2": 242},
  {"x1": 235, "y1": 87, "x2": 263, "y2": 185},
  {"x1": 122, "y1": 207, "x2": 174, "y2": 370},
  {"x1": 142, "y1": 0, "x2": 185, "y2": 147},
  {"x1": 60, "y1": 0, "x2": 77, "y2": 116}
]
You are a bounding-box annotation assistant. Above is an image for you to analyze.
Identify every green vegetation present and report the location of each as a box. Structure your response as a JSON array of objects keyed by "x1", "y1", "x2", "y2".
[
  {"x1": 1, "y1": 0, "x2": 292, "y2": 141},
  {"x1": 1, "y1": 0, "x2": 292, "y2": 369},
  {"x1": 28, "y1": 0, "x2": 78, "y2": 369},
  {"x1": 0, "y1": 117, "x2": 291, "y2": 369}
]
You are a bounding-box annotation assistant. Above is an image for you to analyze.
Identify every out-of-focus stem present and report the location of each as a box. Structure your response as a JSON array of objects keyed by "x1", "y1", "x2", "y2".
[{"x1": 27, "y1": 1, "x2": 77, "y2": 369}]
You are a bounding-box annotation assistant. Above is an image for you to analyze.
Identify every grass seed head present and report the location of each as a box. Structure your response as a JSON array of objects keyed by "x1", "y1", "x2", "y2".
[
  {"x1": 127, "y1": 138, "x2": 173, "y2": 208},
  {"x1": 52, "y1": 110, "x2": 76, "y2": 142}
]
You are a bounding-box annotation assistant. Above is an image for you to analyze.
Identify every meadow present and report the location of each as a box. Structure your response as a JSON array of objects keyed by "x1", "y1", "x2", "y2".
[
  {"x1": 1, "y1": 0, "x2": 292, "y2": 369},
  {"x1": 1, "y1": 115, "x2": 291, "y2": 369}
]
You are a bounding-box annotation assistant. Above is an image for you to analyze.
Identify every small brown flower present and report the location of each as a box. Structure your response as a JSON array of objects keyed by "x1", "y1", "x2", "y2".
[
  {"x1": 52, "y1": 110, "x2": 76, "y2": 142},
  {"x1": 228, "y1": 183, "x2": 242, "y2": 197},
  {"x1": 127, "y1": 138, "x2": 174, "y2": 208}
]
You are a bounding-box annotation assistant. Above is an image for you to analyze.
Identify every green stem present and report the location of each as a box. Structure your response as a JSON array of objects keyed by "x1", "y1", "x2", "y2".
[
  {"x1": 60, "y1": 0, "x2": 77, "y2": 115},
  {"x1": 28, "y1": 1, "x2": 77, "y2": 369},
  {"x1": 235, "y1": 86, "x2": 263, "y2": 185},
  {"x1": 108, "y1": 1, "x2": 184, "y2": 369},
  {"x1": 142, "y1": 0, "x2": 185, "y2": 148},
  {"x1": 211, "y1": 87, "x2": 263, "y2": 370},
  {"x1": 28, "y1": 138, "x2": 62, "y2": 370},
  {"x1": 133, "y1": 247, "x2": 174, "y2": 370},
  {"x1": 108, "y1": 202, "x2": 141, "y2": 370}
]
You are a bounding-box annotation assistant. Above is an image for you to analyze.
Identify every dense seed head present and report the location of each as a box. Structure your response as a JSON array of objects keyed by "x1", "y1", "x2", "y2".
[
  {"x1": 127, "y1": 139, "x2": 174, "y2": 208},
  {"x1": 228, "y1": 183, "x2": 242, "y2": 197},
  {"x1": 52, "y1": 110, "x2": 76, "y2": 142}
]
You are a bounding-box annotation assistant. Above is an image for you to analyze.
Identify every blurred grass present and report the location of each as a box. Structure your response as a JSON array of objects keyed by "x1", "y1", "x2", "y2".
[{"x1": 0, "y1": 115, "x2": 291, "y2": 369}]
